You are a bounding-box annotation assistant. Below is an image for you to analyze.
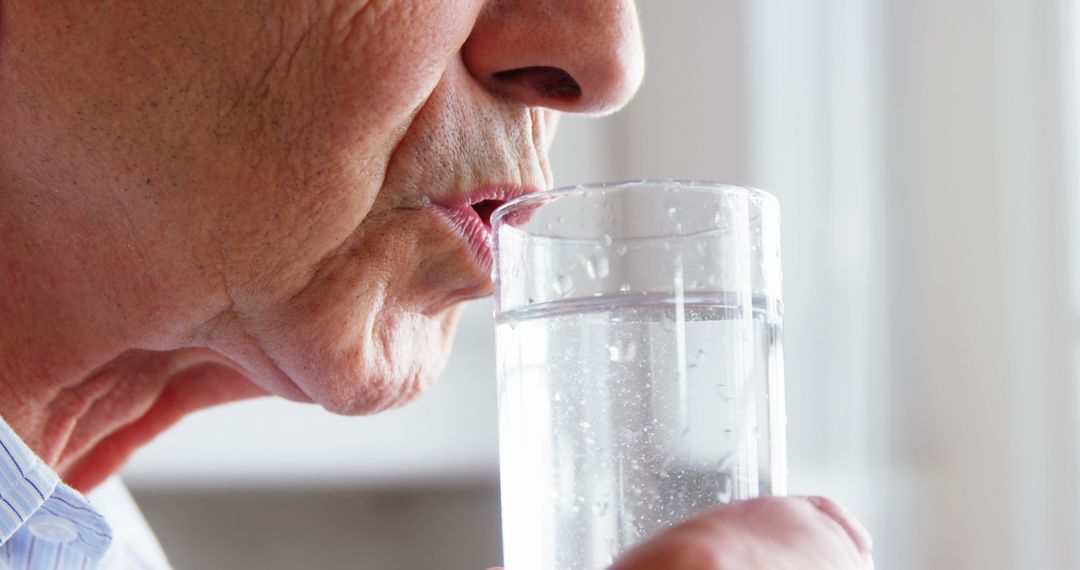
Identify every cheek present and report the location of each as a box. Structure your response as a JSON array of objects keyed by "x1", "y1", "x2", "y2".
[{"x1": 235, "y1": 209, "x2": 471, "y2": 415}]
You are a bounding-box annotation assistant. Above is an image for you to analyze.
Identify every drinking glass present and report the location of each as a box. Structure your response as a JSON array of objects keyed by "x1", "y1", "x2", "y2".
[{"x1": 492, "y1": 180, "x2": 787, "y2": 570}]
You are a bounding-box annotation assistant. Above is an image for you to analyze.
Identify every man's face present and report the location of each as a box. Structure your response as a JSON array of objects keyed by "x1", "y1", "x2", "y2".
[{"x1": 0, "y1": 1, "x2": 642, "y2": 413}]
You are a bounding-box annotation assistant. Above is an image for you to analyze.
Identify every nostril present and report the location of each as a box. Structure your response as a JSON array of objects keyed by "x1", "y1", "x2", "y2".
[
  {"x1": 472, "y1": 199, "x2": 505, "y2": 228},
  {"x1": 492, "y1": 66, "x2": 582, "y2": 101}
]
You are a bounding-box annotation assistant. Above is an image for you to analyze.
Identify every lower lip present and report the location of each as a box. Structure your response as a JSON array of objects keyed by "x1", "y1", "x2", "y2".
[{"x1": 434, "y1": 206, "x2": 494, "y2": 277}]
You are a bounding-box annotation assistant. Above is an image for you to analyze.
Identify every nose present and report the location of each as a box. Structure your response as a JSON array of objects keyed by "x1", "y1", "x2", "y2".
[{"x1": 462, "y1": 0, "x2": 645, "y2": 115}]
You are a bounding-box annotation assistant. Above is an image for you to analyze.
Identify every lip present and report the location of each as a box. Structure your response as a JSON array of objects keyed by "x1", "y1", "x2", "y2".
[{"x1": 430, "y1": 185, "x2": 538, "y2": 280}]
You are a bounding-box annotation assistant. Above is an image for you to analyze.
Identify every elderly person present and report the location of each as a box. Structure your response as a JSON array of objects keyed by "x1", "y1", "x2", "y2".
[{"x1": 0, "y1": 1, "x2": 872, "y2": 568}]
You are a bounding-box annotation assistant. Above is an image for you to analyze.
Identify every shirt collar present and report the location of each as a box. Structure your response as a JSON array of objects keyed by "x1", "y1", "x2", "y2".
[{"x1": 0, "y1": 415, "x2": 112, "y2": 559}]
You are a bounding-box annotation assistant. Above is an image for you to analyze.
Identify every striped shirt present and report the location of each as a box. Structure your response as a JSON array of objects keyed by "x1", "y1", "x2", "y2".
[{"x1": 0, "y1": 417, "x2": 112, "y2": 569}]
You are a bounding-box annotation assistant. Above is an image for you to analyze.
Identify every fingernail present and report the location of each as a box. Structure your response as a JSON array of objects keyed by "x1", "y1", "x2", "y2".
[{"x1": 803, "y1": 496, "x2": 873, "y2": 557}]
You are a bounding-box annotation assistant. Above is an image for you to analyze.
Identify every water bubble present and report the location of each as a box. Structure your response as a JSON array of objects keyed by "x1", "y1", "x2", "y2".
[
  {"x1": 585, "y1": 255, "x2": 610, "y2": 279},
  {"x1": 658, "y1": 458, "x2": 672, "y2": 480}
]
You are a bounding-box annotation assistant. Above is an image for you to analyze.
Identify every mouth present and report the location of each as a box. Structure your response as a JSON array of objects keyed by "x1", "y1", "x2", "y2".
[{"x1": 431, "y1": 185, "x2": 537, "y2": 281}]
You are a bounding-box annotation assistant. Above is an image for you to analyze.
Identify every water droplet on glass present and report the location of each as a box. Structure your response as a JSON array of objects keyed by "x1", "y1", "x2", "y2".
[
  {"x1": 619, "y1": 283, "x2": 632, "y2": 293},
  {"x1": 717, "y1": 477, "x2": 733, "y2": 503},
  {"x1": 600, "y1": 233, "x2": 613, "y2": 246},
  {"x1": 585, "y1": 255, "x2": 610, "y2": 279},
  {"x1": 553, "y1": 391, "x2": 562, "y2": 403},
  {"x1": 580, "y1": 421, "x2": 592, "y2": 430},
  {"x1": 554, "y1": 273, "x2": 574, "y2": 296},
  {"x1": 615, "y1": 244, "x2": 628, "y2": 256},
  {"x1": 707, "y1": 274, "x2": 722, "y2": 286},
  {"x1": 667, "y1": 206, "x2": 678, "y2": 218},
  {"x1": 609, "y1": 339, "x2": 637, "y2": 362},
  {"x1": 592, "y1": 501, "x2": 610, "y2": 517}
]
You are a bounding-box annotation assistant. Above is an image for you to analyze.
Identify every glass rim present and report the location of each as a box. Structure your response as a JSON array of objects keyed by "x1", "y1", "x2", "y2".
[{"x1": 490, "y1": 179, "x2": 779, "y2": 231}]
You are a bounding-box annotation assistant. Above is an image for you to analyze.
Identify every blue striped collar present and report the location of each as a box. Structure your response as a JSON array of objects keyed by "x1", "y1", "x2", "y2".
[{"x1": 0, "y1": 416, "x2": 112, "y2": 566}]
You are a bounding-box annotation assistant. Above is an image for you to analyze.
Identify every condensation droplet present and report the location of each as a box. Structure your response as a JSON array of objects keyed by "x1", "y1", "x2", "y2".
[
  {"x1": 616, "y1": 244, "x2": 628, "y2": 256},
  {"x1": 592, "y1": 501, "x2": 610, "y2": 517},
  {"x1": 609, "y1": 339, "x2": 637, "y2": 362},
  {"x1": 717, "y1": 477, "x2": 733, "y2": 503},
  {"x1": 619, "y1": 283, "x2": 632, "y2": 293},
  {"x1": 554, "y1": 273, "x2": 574, "y2": 296},
  {"x1": 585, "y1": 255, "x2": 610, "y2": 279},
  {"x1": 600, "y1": 233, "x2": 613, "y2": 246},
  {"x1": 667, "y1": 206, "x2": 678, "y2": 218}
]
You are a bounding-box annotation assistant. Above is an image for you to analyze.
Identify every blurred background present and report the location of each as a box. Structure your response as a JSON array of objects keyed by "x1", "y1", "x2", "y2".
[{"x1": 119, "y1": 1, "x2": 1080, "y2": 568}]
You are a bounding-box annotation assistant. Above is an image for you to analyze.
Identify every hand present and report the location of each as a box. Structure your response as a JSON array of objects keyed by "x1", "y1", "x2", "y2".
[
  {"x1": 487, "y1": 496, "x2": 873, "y2": 570},
  {"x1": 612, "y1": 496, "x2": 872, "y2": 570}
]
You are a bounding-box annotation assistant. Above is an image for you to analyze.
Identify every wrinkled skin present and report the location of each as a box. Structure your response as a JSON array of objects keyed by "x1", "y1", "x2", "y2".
[
  {"x1": 0, "y1": 0, "x2": 642, "y2": 486},
  {"x1": 0, "y1": 1, "x2": 872, "y2": 568}
]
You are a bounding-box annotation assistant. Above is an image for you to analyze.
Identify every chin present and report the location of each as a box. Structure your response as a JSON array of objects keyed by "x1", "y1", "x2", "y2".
[{"x1": 296, "y1": 302, "x2": 464, "y2": 416}]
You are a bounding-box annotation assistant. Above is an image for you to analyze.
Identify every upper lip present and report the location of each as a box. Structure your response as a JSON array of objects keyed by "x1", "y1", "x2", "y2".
[{"x1": 430, "y1": 185, "x2": 538, "y2": 222}]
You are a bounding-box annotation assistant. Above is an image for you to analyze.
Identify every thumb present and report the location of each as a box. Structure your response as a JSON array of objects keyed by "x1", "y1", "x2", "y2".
[{"x1": 610, "y1": 496, "x2": 873, "y2": 570}]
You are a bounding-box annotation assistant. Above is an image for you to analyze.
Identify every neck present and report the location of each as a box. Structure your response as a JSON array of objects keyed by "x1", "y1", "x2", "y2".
[{"x1": 0, "y1": 189, "x2": 265, "y2": 492}]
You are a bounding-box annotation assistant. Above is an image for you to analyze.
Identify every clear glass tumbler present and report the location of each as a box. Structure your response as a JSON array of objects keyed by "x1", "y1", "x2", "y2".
[{"x1": 492, "y1": 180, "x2": 787, "y2": 570}]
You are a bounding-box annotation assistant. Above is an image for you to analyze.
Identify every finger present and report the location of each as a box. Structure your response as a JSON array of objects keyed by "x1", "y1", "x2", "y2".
[{"x1": 610, "y1": 496, "x2": 873, "y2": 570}]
